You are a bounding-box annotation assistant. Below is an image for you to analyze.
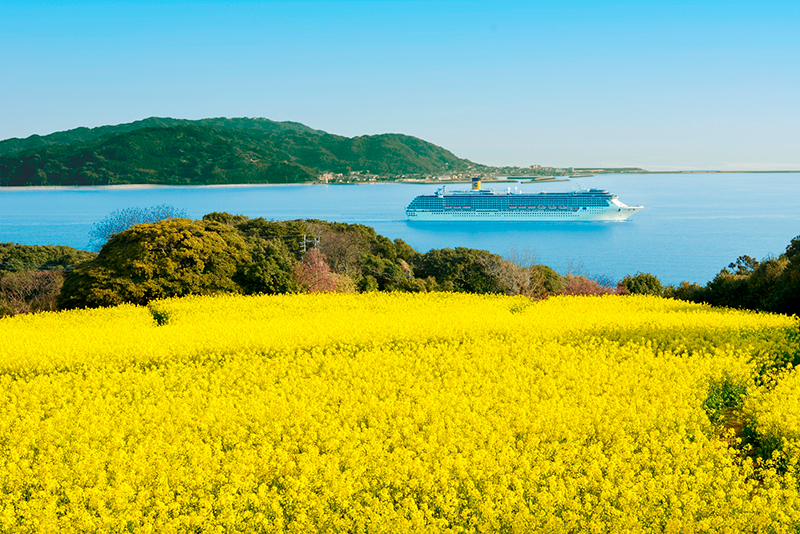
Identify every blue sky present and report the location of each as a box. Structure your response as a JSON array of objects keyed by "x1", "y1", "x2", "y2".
[{"x1": 2, "y1": 1, "x2": 798, "y2": 169}]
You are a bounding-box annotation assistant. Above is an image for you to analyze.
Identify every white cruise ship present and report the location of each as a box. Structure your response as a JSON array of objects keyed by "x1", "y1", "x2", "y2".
[{"x1": 406, "y1": 178, "x2": 642, "y2": 221}]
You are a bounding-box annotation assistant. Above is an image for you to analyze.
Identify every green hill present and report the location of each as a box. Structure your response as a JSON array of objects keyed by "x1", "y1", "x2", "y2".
[{"x1": 0, "y1": 118, "x2": 483, "y2": 186}]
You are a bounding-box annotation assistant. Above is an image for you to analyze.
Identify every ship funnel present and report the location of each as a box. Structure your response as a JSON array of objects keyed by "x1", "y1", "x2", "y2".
[{"x1": 471, "y1": 177, "x2": 481, "y2": 191}]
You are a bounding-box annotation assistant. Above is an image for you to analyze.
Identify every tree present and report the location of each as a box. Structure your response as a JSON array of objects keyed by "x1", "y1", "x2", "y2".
[
  {"x1": 529, "y1": 264, "x2": 564, "y2": 297},
  {"x1": 202, "y1": 211, "x2": 249, "y2": 226},
  {"x1": 414, "y1": 247, "x2": 510, "y2": 294},
  {"x1": 236, "y1": 238, "x2": 300, "y2": 295},
  {"x1": 748, "y1": 257, "x2": 788, "y2": 311},
  {"x1": 0, "y1": 243, "x2": 95, "y2": 272},
  {"x1": 0, "y1": 271, "x2": 64, "y2": 316},
  {"x1": 59, "y1": 218, "x2": 250, "y2": 309},
  {"x1": 663, "y1": 281, "x2": 705, "y2": 302},
  {"x1": 232, "y1": 217, "x2": 310, "y2": 258},
  {"x1": 618, "y1": 272, "x2": 664, "y2": 296},
  {"x1": 561, "y1": 275, "x2": 620, "y2": 296},
  {"x1": 88, "y1": 204, "x2": 189, "y2": 250},
  {"x1": 293, "y1": 248, "x2": 339, "y2": 293},
  {"x1": 728, "y1": 255, "x2": 759, "y2": 276},
  {"x1": 306, "y1": 222, "x2": 370, "y2": 275},
  {"x1": 703, "y1": 268, "x2": 751, "y2": 309},
  {"x1": 771, "y1": 236, "x2": 800, "y2": 315},
  {"x1": 359, "y1": 252, "x2": 408, "y2": 291}
]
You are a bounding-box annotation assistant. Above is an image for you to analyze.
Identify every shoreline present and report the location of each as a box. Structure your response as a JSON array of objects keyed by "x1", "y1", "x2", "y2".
[{"x1": 2, "y1": 170, "x2": 799, "y2": 189}]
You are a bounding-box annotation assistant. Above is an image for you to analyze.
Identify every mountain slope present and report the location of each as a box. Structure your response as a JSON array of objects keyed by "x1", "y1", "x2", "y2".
[{"x1": 0, "y1": 118, "x2": 481, "y2": 186}]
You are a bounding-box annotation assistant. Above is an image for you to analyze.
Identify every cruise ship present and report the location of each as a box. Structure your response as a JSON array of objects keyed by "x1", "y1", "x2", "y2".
[{"x1": 406, "y1": 178, "x2": 643, "y2": 221}]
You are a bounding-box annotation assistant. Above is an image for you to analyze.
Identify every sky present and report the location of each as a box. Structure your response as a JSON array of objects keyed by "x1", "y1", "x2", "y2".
[{"x1": 2, "y1": 0, "x2": 798, "y2": 170}]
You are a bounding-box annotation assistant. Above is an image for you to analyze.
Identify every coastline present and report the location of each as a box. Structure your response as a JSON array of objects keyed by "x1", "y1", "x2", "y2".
[{"x1": 2, "y1": 169, "x2": 798, "y2": 189}]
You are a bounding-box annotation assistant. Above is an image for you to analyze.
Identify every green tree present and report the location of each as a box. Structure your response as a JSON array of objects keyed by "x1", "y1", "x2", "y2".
[
  {"x1": 236, "y1": 238, "x2": 300, "y2": 295},
  {"x1": 529, "y1": 264, "x2": 564, "y2": 296},
  {"x1": 202, "y1": 211, "x2": 249, "y2": 226},
  {"x1": 359, "y1": 252, "x2": 408, "y2": 291},
  {"x1": 232, "y1": 217, "x2": 310, "y2": 258},
  {"x1": 748, "y1": 256, "x2": 788, "y2": 311},
  {"x1": 414, "y1": 247, "x2": 509, "y2": 294},
  {"x1": 0, "y1": 243, "x2": 95, "y2": 272},
  {"x1": 663, "y1": 281, "x2": 706, "y2": 302},
  {"x1": 703, "y1": 268, "x2": 751, "y2": 309},
  {"x1": 619, "y1": 272, "x2": 664, "y2": 296},
  {"x1": 59, "y1": 218, "x2": 251, "y2": 309},
  {"x1": 728, "y1": 255, "x2": 759, "y2": 276},
  {"x1": 771, "y1": 236, "x2": 800, "y2": 315}
]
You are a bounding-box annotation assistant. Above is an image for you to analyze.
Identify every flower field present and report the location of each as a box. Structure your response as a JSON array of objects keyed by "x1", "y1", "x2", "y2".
[{"x1": 1, "y1": 293, "x2": 799, "y2": 532}]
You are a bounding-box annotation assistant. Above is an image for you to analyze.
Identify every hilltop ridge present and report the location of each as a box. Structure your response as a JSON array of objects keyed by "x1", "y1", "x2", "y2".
[{"x1": 0, "y1": 117, "x2": 488, "y2": 186}]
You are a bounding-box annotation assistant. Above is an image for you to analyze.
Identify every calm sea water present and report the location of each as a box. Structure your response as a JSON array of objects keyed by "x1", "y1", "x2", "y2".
[{"x1": 1, "y1": 173, "x2": 798, "y2": 285}]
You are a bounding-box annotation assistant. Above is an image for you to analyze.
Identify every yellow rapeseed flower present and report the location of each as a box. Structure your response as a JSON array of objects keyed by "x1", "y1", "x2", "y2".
[{"x1": 0, "y1": 293, "x2": 798, "y2": 532}]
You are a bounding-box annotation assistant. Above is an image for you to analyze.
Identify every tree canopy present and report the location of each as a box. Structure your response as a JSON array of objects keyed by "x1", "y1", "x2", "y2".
[
  {"x1": 88, "y1": 204, "x2": 189, "y2": 250},
  {"x1": 665, "y1": 235, "x2": 800, "y2": 316},
  {"x1": 0, "y1": 243, "x2": 95, "y2": 272},
  {"x1": 619, "y1": 272, "x2": 664, "y2": 296},
  {"x1": 59, "y1": 219, "x2": 251, "y2": 309}
]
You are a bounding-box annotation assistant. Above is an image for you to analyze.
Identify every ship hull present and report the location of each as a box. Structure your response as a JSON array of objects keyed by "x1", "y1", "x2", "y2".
[
  {"x1": 406, "y1": 206, "x2": 641, "y2": 221},
  {"x1": 405, "y1": 186, "x2": 642, "y2": 222}
]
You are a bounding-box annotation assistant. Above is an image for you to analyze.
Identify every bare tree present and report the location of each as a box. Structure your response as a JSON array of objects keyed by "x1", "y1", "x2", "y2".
[
  {"x1": 88, "y1": 205, "x2": 189, "y2": 251},
  {"x1": 505, "y1": 247, "x2": 538, "y2": 269},
  {"x1": 0, "y1": 271, "x2": 64, "y2": 315},
  {"x1": 502, "y1": 247, "x2": 550, "y2": 298},
  {"x1": 306, "y1": 223, "x2": 370, "y2": 275}
]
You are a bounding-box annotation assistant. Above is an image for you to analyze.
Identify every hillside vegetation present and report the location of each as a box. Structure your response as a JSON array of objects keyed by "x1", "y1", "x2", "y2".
[
  {"x1": 0, "y1": 117, "x2": 483, "y2": 186},
  {"x1": 55, "y1": 214, "x2": 591, "y2": 310},
  {"x1": 1, "y1": 293, "x2": 799, "y2": 531}
]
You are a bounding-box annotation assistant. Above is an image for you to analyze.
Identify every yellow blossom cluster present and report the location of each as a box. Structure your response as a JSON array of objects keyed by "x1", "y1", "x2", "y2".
[
  {"x1": 1, "y1": 293, "x2": 799, "y2": 532},
  {"x1": 743, "y1": 363, "x2": 800, "y2": 478}
]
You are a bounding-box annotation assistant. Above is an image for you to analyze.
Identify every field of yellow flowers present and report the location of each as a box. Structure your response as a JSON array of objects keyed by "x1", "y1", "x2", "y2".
[{"x1": 1, "y1": 293, "x2": 799, "y2": 533}]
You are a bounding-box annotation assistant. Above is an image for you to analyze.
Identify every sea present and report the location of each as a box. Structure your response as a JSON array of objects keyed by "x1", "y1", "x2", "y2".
[{"x1": 1, "y1": 173, "x2": 798, "y2": 286}]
